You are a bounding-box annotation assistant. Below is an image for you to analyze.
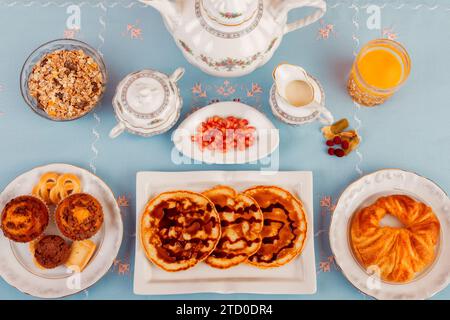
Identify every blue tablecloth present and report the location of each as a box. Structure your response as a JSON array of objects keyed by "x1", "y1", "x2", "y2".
[{"x1": 0, "y1": 0, "x2": 449, "y2": 300}]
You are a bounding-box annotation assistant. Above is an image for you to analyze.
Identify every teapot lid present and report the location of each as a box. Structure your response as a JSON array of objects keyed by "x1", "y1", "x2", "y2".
[
  {"x1": 201, "y1": 0, "x2": 259, "y2": 26},
  {"x1": 118, "y1": 70, "x2": 171, "y2": 120}
]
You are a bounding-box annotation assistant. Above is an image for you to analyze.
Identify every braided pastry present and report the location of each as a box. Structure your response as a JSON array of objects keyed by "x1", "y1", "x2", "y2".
[{"x1": 350, "y1": 195, "x2": 440, "y2": 283}]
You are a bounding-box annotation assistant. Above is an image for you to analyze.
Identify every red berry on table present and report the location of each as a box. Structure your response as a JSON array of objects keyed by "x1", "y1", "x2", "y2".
[
  {"x1": 333, "y1": 136, "x2": 342, "y2": 145},
  {"x1": 335, "y1": 149, "x2": 345, "y2": 157},
  {"x1": 328, "y1": 148, "x2": 335, "y2": 156},
  {"x1": 326, "y1": 140, "x2": 334, "y2": 147},
  {"x1": 341, "y1": 140, "x2": 349, "y2": 150}
]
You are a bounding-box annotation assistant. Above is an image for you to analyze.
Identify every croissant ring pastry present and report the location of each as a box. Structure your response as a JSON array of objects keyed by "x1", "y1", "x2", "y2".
[{"x1": 350, "y1": 195, "x2": 440, "y2": 283}]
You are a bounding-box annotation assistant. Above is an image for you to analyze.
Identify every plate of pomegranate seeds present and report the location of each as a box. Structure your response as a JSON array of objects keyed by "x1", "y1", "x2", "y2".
[{"x1": 172, "y1": 101, "x2": 279, "y2": 164}]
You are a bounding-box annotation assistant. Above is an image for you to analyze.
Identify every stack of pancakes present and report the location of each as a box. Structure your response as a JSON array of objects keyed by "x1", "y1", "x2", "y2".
[{"x1": 140, "y1": 185, "x2": 308, "y2": 272}]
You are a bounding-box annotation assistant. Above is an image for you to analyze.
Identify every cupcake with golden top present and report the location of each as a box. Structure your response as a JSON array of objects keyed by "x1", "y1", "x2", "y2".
[
  {"x1": 1, "y1": 195, "x2": 49, "y2": 243},
  {"x1": 55, "y1": 193, "x2": 103, "y2": 240}
]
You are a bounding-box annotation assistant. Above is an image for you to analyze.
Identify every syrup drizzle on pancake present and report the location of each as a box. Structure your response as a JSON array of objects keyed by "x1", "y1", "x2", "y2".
[
  {"x1": 251, "y1": 203, "x2": 297, "y2": 263},
  {"x1": 244, "y1": 186, "x2": 308, "y2": 268},
  {"x1": 202, "y1": 186, "x2": 264, "y2": 269},
  {"x1": 208, "y1": 204, "x2": 262, "y2": 260},
  {"x1": 151, "y1": 201, "x2": 218, "y2": 263}
]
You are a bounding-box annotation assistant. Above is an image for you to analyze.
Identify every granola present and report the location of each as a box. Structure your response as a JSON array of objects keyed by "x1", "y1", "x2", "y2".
[{"x1": 28, "y1": 49, "x2": 104, "y2": 120}]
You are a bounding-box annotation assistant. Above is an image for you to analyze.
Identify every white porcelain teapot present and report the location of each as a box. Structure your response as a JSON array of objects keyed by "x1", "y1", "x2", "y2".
[{"x1": 140, "y1": 0, "x2": 326, "y2": 77}]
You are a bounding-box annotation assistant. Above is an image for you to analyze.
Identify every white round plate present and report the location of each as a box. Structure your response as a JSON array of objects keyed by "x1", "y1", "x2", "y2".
[
  {"x1": 172, "y1": 101, "x2": 279, "y2": 164},
  {"x1": 0, "y1": 164, "x2": 123, "y2": 298},
  {"x1": 330, "y1": 169, "x2": 450, "y2": 300}
]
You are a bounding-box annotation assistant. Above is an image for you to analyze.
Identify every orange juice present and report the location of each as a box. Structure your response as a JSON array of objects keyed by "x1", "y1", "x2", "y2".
[{"x1": 348, "y1": 39, "x2": 411, "y2": 106}]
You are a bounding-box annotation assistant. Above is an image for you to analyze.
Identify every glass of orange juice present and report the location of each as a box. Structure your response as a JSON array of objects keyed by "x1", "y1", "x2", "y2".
[{"x1": 347, "y1": 39, "x2": 411, "y2": 107}]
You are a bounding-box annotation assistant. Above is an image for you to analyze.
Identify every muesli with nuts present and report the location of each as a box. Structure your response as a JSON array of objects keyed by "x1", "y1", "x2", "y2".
[{"x1": 28, "y1": 49, "x2": 104, "y2": 120}]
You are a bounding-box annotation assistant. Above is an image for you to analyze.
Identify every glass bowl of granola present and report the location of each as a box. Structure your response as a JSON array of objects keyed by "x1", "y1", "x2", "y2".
[{"x1": 20, "y1": 39, "x2": 107, "y2": 121}]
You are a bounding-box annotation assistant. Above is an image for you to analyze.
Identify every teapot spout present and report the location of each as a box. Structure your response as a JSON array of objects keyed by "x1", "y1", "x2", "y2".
[{"x1": 139, "y1": 0, "x2": 179, "y2": 31}]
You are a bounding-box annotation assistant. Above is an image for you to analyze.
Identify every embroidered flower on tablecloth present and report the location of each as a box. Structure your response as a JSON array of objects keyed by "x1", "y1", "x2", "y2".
[
  {"x1": 188, "y1": 80, "x2": 264, "y2": 118},
  {"x1": 317, "y1": 20, "x2": 335, "y2": 40},
  {"x1": 124, "y1": 20, "x2": 143, "y2": 40},
  {"x1": 319, "y1": 256, "x2": 336, "y2": 273},
  {"x1": 117, "y1": 195, "x2": 130, "y2": 207},
  {"x1": 63, "y1": 28, "x2": 79, "y2": 39},
  {"x1": 192, "y1": 83, "x2": 207, "y2": 98},
  {"x1": 247, "y1": 83, "x2": 262, "y2": 97},
  {"x1": 216, "y1": 80, "x2": 236, "y2": 96},
  {"x1": 320, "y1": 196, "x2": 332, "y2": 208},
  {"x1": 113, "y1": 259, "x2": 130, "y2": 275},
  {"x1": 382, "y1": 27, "x2": 398, "y2": 40},
  {"x1": 316, "y1": 195, "x2": 339, "y2": 274}
]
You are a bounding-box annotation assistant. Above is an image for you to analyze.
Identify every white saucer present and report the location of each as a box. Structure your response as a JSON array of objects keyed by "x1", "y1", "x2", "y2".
[
  {"x1": 330, "y1": 169, "x2": 450, "y2": 300},
  {"x1": 113, "y1": 95, "x2": 182, "y2": 138}
]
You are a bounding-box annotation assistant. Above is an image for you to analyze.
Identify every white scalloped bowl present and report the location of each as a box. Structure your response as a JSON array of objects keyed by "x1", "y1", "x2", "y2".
[{"x1": 172, "y1": 101, "x2": 279, "y2": 164}]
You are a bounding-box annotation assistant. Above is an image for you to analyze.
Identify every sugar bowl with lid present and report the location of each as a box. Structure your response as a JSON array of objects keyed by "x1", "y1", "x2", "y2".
[{"x1": 109, "y1": 68, "x2": 185, "y2": 138}]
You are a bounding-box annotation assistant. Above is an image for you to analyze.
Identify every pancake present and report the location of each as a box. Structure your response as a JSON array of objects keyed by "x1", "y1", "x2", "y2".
[
  {"x1": 1, "y1": 195, "x2": 49, "y2": 243},
  {"x1": 55, "y1": 193, "x2": 103, "y2": 240},
  {"x1": 141, "y1": 190, "x2": 221, "y2": 272},
  {"x1": 243, "y1": 186, "x2": 308, "y2": 268},
  {"x1": 202, "y1": 186, "x2": 263, "y2": 269}
]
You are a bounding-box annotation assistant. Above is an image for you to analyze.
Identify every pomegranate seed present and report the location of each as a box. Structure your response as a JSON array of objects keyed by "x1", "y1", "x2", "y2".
[
  {"x1": 333, "y1": 136, "x2": 342, "y2": 145},
  {"x1": 335, "y1": 149, "x2": 345, "y2": 157},
  {"x1": 328, "y1": 148, "x2": 335, "y2": 156},
  {"x1": 193, "y1": 115, "x2": 254, "y2": 153},
  {"x1": 341, "y1": 140, "x2": 349, "y2": 150},
  {"x1": 240, "y1": 119, "x2": 249, "y2": 126},
  {"x1": 326, "y1": 140, "x2": 334, "y2": 147}
]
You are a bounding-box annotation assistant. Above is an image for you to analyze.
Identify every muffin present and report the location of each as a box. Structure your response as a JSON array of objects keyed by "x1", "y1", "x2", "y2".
[
  {"x1": 1, "y1": 195, "x2": 49, "y2": 243},
  {"x1": 55, "y1": 193, "x2": 103, "y2": 240},
  {"x1": 34, "y1": 235, "x2": 71, "y2": 269}
]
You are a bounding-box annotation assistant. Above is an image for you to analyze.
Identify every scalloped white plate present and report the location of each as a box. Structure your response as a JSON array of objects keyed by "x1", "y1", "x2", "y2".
[
  {"x1": 172, "y1": 102, "x2": 280, "y2": 164},
  {"x1": 0, "y1": 164, "x2": 123, "y2": 298},
  {"x1": 330, "y1": 169, "x2": 450, "y2": 300}
]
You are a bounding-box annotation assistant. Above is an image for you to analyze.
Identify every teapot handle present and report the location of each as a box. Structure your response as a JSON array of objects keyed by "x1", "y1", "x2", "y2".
[
  {"x1": 282, "y1": 0, "x2": 326, "y2": 35},
  {"x1": 139, "y1": 0, "x2": 178, "y2": 31}
]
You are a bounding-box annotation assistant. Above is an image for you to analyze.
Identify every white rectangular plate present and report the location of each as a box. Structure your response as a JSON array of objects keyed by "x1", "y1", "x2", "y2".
[{"x1": 134, "y1": 171, "x2": 316, "y2": 295}]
